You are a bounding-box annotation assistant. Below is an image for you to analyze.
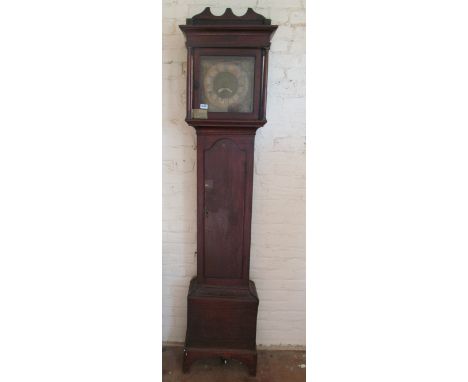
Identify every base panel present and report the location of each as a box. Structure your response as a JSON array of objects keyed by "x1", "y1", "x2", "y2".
[{"x1": 183, "y1": 278, "x2": 259, "y2": 376}]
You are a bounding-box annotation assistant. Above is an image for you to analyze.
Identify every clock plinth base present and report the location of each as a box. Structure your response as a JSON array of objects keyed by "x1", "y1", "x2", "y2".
[{"x1": 183, "y1": 278, "x2": 259, "y2": 376}]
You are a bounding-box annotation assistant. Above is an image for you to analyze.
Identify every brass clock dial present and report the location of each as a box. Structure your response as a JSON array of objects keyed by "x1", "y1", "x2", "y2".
[{"x1": 200, "y1": 56, "x2": 255, "y2": 113}]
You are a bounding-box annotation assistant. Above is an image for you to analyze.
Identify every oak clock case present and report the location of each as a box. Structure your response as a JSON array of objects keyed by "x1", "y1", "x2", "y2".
[{"x1": 179, "y1": 8, "x2": 277, "y2": 376}]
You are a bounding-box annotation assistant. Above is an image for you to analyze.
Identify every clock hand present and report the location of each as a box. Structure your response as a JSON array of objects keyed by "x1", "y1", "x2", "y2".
[{"x1": 217, "y1": 87, "x2": 233, "y2": 94}]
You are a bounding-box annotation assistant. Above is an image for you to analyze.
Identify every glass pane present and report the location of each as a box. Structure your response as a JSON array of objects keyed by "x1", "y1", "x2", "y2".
[{"x1": 200, "y1": 56, "x2": 255, "y2": 113}]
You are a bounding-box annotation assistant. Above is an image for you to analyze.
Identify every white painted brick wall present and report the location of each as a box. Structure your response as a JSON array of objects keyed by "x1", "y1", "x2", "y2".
[{"x1": 162, "y1": 0, "x2": 305, "y2": 346}]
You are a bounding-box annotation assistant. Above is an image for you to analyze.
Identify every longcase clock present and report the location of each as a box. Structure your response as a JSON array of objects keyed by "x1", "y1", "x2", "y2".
[{"x1": 179, "y1": 8, "x2": 277, "y2": 376}]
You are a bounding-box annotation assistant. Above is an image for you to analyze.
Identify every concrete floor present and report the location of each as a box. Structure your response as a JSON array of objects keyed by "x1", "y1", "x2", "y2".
[{"x1": 162, "y1": 345, "x2": 306, "y2": 382}]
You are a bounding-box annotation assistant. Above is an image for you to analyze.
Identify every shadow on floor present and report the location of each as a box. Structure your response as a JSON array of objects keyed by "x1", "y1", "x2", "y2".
[{"x1": 163, "y1": 345, "x2": 306, "y2": 382}]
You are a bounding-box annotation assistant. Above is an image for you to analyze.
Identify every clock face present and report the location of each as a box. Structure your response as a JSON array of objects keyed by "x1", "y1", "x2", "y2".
[{"x1": 200, "y1": 56, "x2": 255, "y2": 113}]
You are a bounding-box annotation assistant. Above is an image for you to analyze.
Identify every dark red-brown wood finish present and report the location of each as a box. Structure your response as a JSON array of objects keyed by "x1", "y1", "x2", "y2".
[{"x1": 179, "y1": 8, "x2": 277, "y2": 376}]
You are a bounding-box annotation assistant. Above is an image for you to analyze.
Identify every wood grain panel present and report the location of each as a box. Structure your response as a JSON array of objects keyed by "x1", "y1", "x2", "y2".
[{"x1": 203, "y1": 138, "x2": 246, "y2": 279}]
